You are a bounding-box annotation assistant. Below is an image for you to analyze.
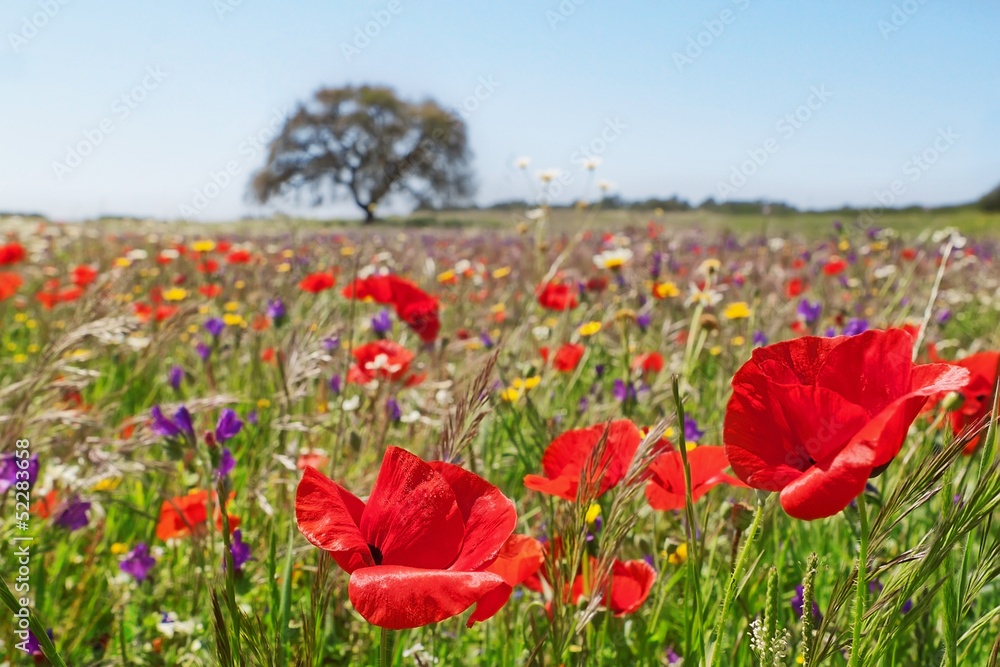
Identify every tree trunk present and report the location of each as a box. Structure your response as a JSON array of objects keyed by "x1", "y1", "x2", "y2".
[{"x1": 364, "y1": 208, "x2": 376, "y2": 224}]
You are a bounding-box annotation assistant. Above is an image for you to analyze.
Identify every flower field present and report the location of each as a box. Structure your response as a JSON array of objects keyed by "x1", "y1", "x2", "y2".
[{"x1": 1, "y1": 215, "x2": 999, "y2": 666}]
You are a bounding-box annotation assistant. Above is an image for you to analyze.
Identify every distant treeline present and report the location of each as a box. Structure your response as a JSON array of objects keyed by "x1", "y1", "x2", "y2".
[{"x1": 480, "y1": 195, "x2": 994, "y2": 216}]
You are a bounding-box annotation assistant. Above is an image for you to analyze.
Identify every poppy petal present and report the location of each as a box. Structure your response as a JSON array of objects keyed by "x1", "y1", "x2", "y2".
[
  {"x1": 486, "y1": 534, "x2": 545, "y2": 587},
  {"x1": 360, "y1": 447, "x2": 464, "y2": 570},
  {"x1": 295, "y1": 467, "x2": 373, "y2": 573},
  {"x1": 348, "y1": 566, "x2": 512, "y2": 629},
  {"x1": 428, "y1": 461, "x2": 517, "y2": 572},
  {"x1": 608, "y1": 559, "x2": 657, "y2": 616},
  {"x1": 816, "y1": 329, "x2": 914, "y2": 416}
]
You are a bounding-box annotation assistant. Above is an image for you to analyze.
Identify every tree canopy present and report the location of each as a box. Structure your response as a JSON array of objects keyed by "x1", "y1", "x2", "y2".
[{"x1": 251, "y1": 85, "x2": 473, "y2": 222}]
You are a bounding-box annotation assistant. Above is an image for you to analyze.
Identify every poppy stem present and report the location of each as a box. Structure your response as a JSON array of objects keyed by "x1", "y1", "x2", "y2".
[
  {"x1": 850, "y1": 491, "x2": 870, "y2": 667},
  {"x1": 379, "y1": 628, "x2": 395, "y2": 667}
]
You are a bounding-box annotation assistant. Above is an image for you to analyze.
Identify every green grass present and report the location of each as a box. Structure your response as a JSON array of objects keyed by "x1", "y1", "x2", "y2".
[{"x1": 0, "y1": 214, "x2": 998, "y2": 665}]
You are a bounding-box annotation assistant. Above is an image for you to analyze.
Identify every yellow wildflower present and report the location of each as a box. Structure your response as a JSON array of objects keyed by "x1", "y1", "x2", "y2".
[
  {"x1": 668, "y1": 543, "x2": 688, "y2": 565},
  {"x1": 578, "y1": 321, "x2": 602, "y2": 337},
  {"x1": 191, "y1": 240, "x2": 215, "y2": 253},
  {"x1": 723, "y1": 302, "x2": 752, "y2": 320},
  {"x1": 585, "y1": 504, "x2": 601, "y2": 524},
  {"x1": 163, "y1": 288, "x2": 187, "y2": 301}
]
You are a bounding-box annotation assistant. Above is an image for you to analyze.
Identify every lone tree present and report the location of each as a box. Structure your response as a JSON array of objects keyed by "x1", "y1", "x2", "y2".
[{"x1": 251, "y1": 85, "x2": 473, "y2": 222}]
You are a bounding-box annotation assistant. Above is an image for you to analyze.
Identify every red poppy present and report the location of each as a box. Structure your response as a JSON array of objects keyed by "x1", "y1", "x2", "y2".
[
  {"x1": 0, "y1": 272, "x2": 23, "y2": 301},
  {"x1": 942, "y1": 351, "x2": 1000, "y2": 454},
  {"x1": 724, "y1": 329, "x2": 970, "y2": 520},
  {"x1": 486, "y1": 534, "x2": 545, "y2": 587},
  {"x1": 524, "y1": 420, "x2": 642, "y2": 501},
  {"x1": 785, "y1": 278, "x2": 803, "y2": 298},
  {"x1": 71, "y1": 265, "x2": 98, "y2": 287},
  {"x1": 585, "y1": 276, "x2": 609, "y2": 292},
  {"x1": 901, "y1": 248, "x2": 918, "y2": 261},
  {"x1": 227, "y1": 249, "x2": 252, "y2": 264},
  {"x1": 295, "y1": 447, "x2": 517, "y2": 629},
  {"x1": 645, "y1": 446, "x2": 747, "y2": 511},
  {"x1": 215, "y1": 241, "x2": 232, "y2": 253},
  {"x1": 550, "y1": 343, "x2": 585, "y2": 372},
  {"x1": 567, "y1": 557, "x2": 656, "y2": 616},
  {"x1": 347, "y1": 340, "x2": 416, "y2": 384},
  {"x1": 0, "y1": 242, "x2": 26, "y2": 266},
  {"x1": 155, "y1": 490, "x2": 240, "y2": 541},
  {"x1": 823, "y1": 257, "x2": 848, "y2": 276},
  {"x1": 299, "y1": 272, "x2": 336, "y2": 293},
  {"x1": 343, "y1": 275, "x2": 441, "y2": 343},
  {"x1": 31, "y1": 490, "x2": 59, "y2": 518},
  {"x1": 199, "y1": 283, "x2": 223, "y2": 298},
  {"x1": 632, "y1": 352, "x2": 664, "y2": 375},
  {"x1": 536, "y1": 282, "x2": 578, "y2": 311},
  {"x1": 197, "y1": 259, "x2": 219, "y2": 274}
]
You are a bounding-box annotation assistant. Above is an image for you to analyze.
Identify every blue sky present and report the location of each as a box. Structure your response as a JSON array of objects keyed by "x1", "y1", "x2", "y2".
[{"x1": 2, "y1": 0, "x2": 998, "y2": 221}]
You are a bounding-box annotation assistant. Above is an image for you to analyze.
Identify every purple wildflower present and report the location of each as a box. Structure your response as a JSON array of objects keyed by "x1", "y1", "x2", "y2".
[
  {"x1": 791, "y1": 584, "x2": 822, "y2": 621},
  {"x1": 578, "y1": 396, "x2": 589, "y2": 414},
  {"x1": 612, "y1": 379, "x2": 636, "y2": 402},
  {"x1": 386, "y1": 397, "x2": 402, "y2": 422},
  {"x1": 797, "y1": 299, "x2": 822, "y2": 324},
  {"x1": 225, "y1": 529, "x2": 253, "y2": 572},
  {"x1": 636, "y1": 311, "x2": 652, "y2": 330},
  {"x1": 216, "y1": 447, "x2": 236, "y2": 478},
  {"x1": 684, "y1": 415, "x2": 705, "y2": 442},
  {"x1": 168, "y1": 365, "x2": 184, "y2": 390},
  {"x1": 119, "y1": 543, "x2": 156, "y2": 582},
  {"x1": 842, "y1": 318, "x2": 868, "y2": 336},
  {"x1": 54, "y1": 498, "x2": 91, "y2": 531},
  {"x1": 196, "y1": 341, "x2": 211, "y2": 361},
  {"x1": 323, "y1": 336, "x2": 340, "y2": 351},
  {"x1": 480, "y1": 331, "x2": 494, "y2": 348},
  {"x1": 752, "y1": 330, "x2": 768, "y2": 347},
  {"x1": 247, "y1": 410, "x2": 259, "y2": 426},
  {"x1": 204, "y1": 318, "x2": 225, "y2": 337},
  {"x1": 0, "y1": 453, "x2": 39, "y2": 494},
  {"x1": 150, "y1": 406, "x2": 195, "y2": 442},
  {"x1": 267, "y1": 298, "x2": 286, "y2": 323},
  {"x1": 371, "y1": 309, "x2": 393, "y2": 336},
  {"x1": 215, "y1": 409, "x2": 243, "y2": 444},
  {"x1": 328, "y1": 374, "x2": 342, "y2": 394}
]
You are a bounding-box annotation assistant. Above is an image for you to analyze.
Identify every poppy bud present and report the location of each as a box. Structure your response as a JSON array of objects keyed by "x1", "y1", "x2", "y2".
[
  {"x1": 942, "y1": 391, "x2": 965, "y2": 412},
  {"x1": 730, "y1": 502, "x2": 754, "y2": 531},
  {"x1": 699, "y1": 313, "x2": 720, "y2": 331},
  {"x1": 614, "y1": 308, "x2": 637, "y2": 323}
]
